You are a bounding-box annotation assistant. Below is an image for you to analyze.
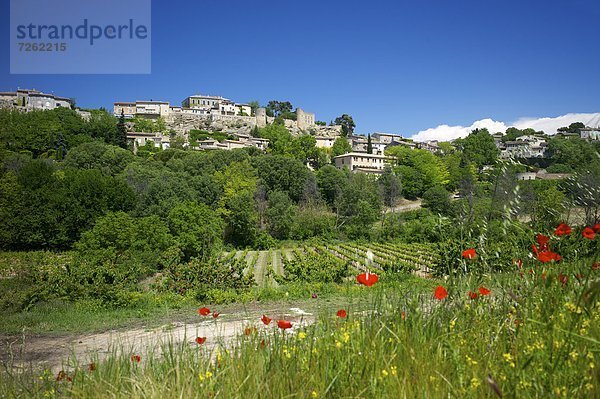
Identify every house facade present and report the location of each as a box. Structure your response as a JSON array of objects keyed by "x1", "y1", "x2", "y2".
[{"x1": 334, "y1": 152, "x2": 392, "y2": 174}]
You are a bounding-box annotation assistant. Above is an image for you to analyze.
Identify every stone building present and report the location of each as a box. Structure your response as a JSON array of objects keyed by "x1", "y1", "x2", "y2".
[{"x1": 0, "y1": 89, "x2": 72, "y2": 110}]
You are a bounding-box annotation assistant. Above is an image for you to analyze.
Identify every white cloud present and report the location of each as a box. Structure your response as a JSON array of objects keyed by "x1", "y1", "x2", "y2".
[{"x1": 410, "y1": 112, "x2": 600, "y2": 142}]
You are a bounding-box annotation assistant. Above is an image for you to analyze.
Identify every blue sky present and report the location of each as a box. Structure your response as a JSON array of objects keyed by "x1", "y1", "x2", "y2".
[{"x1": 2, "y1": 0, "x2": 599, "y2": 138}]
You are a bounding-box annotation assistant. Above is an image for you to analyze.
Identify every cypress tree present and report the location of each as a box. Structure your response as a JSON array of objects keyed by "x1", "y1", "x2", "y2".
[{"x1": 117, "y1": 110, "x2": 128, "y2": 149}]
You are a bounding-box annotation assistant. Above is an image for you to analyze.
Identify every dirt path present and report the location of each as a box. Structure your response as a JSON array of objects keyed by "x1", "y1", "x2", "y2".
[{"x1": 0, "y1": 304, "x2": 318, "y2": 374}]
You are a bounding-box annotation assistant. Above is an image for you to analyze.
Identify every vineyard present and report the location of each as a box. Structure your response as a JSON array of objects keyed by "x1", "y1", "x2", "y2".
[{"x1": 220, "y1": 242, "x2": 440, "y2": 287}]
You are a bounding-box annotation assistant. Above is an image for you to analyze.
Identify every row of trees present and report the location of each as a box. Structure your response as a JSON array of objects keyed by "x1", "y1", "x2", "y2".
[{"x1": 2, "y1": 107, "x2": 599, "y2": 250}]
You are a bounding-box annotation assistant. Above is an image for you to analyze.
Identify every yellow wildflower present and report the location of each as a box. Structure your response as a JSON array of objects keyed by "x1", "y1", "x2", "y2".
[
  {"x1": 343, "y1": 332, "x2": 350, "y2": 343},
  {"x1": 503, "y1": 353, "x2": 515, "y2": 368},
  {"x1": 465, "y1": 355, "x2": 478, "y2": 366},
  {"x1": 470, "y1": 378, "x2": 480, "y2": 389}
]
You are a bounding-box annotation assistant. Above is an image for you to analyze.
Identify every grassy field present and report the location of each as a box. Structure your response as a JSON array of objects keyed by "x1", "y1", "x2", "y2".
[{"x1": 1, "y1": 256, "x2": 598, "y2": 398}]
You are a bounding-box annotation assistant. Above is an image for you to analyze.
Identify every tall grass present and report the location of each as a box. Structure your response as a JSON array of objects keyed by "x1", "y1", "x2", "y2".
[{"x1": 1, "y1": 257, "x2": 598, "y2": 398}]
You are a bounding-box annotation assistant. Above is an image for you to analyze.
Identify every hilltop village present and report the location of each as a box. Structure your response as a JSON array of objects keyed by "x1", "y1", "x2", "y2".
[{"x1": 1, "y1": 87, "x2": 599, "y2": 177}]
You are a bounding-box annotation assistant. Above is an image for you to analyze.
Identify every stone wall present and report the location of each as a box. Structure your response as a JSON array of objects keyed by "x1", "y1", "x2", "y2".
[{"x1": 164, "y1": 107, "x2": 326, "y2": 137}]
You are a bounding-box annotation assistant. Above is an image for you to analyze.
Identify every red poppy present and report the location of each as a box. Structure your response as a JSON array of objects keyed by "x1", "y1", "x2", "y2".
[
  {"x1": 259, "y1": 339, "x2": 267, "y2": 348},
  {"x1": 537, "y1": 250, "x2": 561, "y2": 263},
  {"x1": 88, "y1": 363, "x2": 96, "y2": 372},
  {"x1": 356, "y1": 272, "x2": 379, "y2": 287},
  {"x1": 198, "y1": 307, "x2": 211, "y2": 316},
  {"x1": 468, "y1": 291, "x2": 479, "y2": 300},
  {"x1": 277, "y1": 320, "x2": 292, "y2": 330},
  {"x1": 536, "y1": 234, "x2": 550, "y2": 247},
  {"x1": 554, "y1": 223, "x2": 572, "y2": 236},
  {"x1": 531, "y1": 244, "x2": 540, "y2": 256},
  {"x1": 593, "y1": 262, "x2": 600, "y2": 271},
  {"x1": 478, "y1": 287, "x2": 491, "y2": 296},
  {"x1": 244, "y1": 327, "x2": 256, "y2": 335},
  {"x1": 541, "y1": 272, "x2": 547, "y2": 280},
  {"x1": 434, "y1": 285, "x2": 448, "y2": 300},
  {"x1": 336, "y1": 309, "x2": 347, "y2": 318},
  {"x1": 462, "y1": 248, "x2": 477, "y2": 259},
  {"x1": 195, "y1": 337, "x2": 207, "y2": 345},
  {"x1": 582, "y1": 227, "x2": 596, "y2": 240},
  {"x1": 131, "y1": 355, "x2": 141, "y2": 363},
  {"x1": 261, "y1": 314, "x2": 272, "y2": 325},
  {"x1": 593, "y1": 224, "x2": 600, "y2": 233},
  {"x1": 56, "y1": 371, "x2": 67, "y2": 381},
  {"x1": 212, "y1": 312, "x2": 220, "y2": 318},
  {"x1": 513, "y1": 259, "x2": 523, "y2": 269},
  {"x1": 401, "y1": 311, "x2": 406, "y2": 320}
]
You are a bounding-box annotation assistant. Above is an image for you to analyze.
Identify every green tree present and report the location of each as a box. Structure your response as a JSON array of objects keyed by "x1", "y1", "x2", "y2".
[
  {"x1": 168, "y1": 202, "x2": 224, "y2": 261},
  {"x1": 117, "y1": 110, "x2": 128, "y2": 149},
  {"x1": 336, "y1": 173, "x2": 382, "y2": 238},
  {"x1": 378, "y1": 165, "x2": 402, "y2": 207},
  {"x1": 557, "y1": 122, "x2": 585, "y2": 133},
  {"x1": 65, "y1": 141, "x2": 134, "y2": 176},
  {"x1": 334, "y1": 114, "x2": 356, "y2": 137},
  {"x1": 422, "y1": 185, "x2": 452, "y2": 215},
  {"x1": 367, "y1": 133, "x2": 373, "y2": 154},
  {"x1": 385, "y1": 146, "x2": 449, "y2": 197},
  {"x1": 316, "y1": 165, "x2": 348, "y2": 206},
  {"x1": 457, "y1": 128, "x2": 499, "y2": 168},
  {"x1": 331, "y1": 137, "x2": 352, "y2": 157},
  {"x1": 252, "y1": 155, "x2": 309, "y2": 202},
  {"x1": 266, "y1": 191, "x2": 295, "y2": 240},
  {"x1": 266, "y1": 100, "x2": 293, "y2": 117},
  {"x1": 259, "y1": 123, "x2": 293, "y2": 154}
]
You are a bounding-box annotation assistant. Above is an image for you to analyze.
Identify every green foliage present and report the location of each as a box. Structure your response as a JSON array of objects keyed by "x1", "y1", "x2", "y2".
[
  {"x1": 168, "y1": 202, "x2": 224, "y2": 261},
  {"x1": 65, "y1": 141, "x2": 134, "y2": 176},
  {"x1": 547, "y1": 137, "x2": 596, "y2": 171},
  {"x1": 188, "y1": 129, "x2": 233, "y2": 143},
  {"x1": 380, "y1": 210, "x2": 451, "y2": 243},
  {"x1": 316, "y1": 165, "x2": 348, "y2": 206},
  {"x1": 331, "y1": 137, "x2": 352, "y2": 157},
  {"x1": 557, "y1": 121, "x2": 585, "y2": 133},
  {"x1": 277, "y1": 248, "x2": 349, "y2": 284},
  {"x1": 0, "y1": 160, "x2": 135, "y2": 249},
  {"x1": 132, "y1": 116, "x2": 167, "y2": 133},
  {"x1": 266, "y1": 191, "x2": 295, "y2": 240},
  {"x1": 266, "y1": 100, "x2": 293, "y2": 117},
  {"x1": 502, "y1": 127, "x2": 543, "y2": 142},
  {"x1": 422, "y1": 185, "x2": 452, "y2": 215},
  {"x1": 290, "y1": 203, "x2": 336, "y2": 239},
  {"x1": 336, "y1": 173, "x2": 382, "y2": 238},
  {"x1": 65, "y1": 212, "x2": 175, "y2": 304},
  {"x1": 252, "y1": 155, "x2": 309, "y2": 202},
  {"x1": 378, "y1": 165, "x2": 402, "y2": 207},
  {"x1": 116, "y1": 111, "x2": 128, "y2": 149},
  {"x1": 334, "y1": 114, "x2": 356, "y2": 137},
  {"x1": 156, "y1": 256, "x2": 254, "y2": 300},
  {"x1": 259, "y1": 123, "x2": 293, "y2": 153},
  {"x1": 386, "y1": 146, "x2": 449, "y2": 198},
  {"x1": 456, "y1": 128, "x2": 499, "y2": 168}
]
